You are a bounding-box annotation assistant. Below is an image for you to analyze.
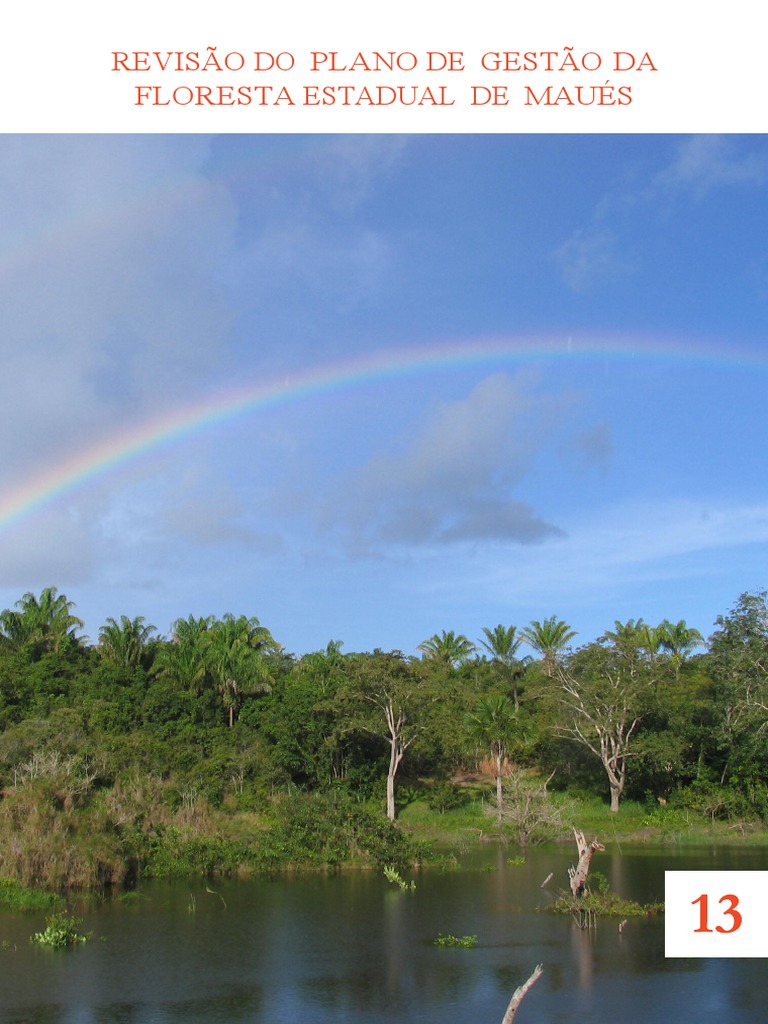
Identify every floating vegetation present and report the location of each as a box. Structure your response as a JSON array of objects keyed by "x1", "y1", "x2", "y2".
[
  {"x1": 31, "y1": 913, "x2": 89, "y2": 949},
  {"x1": 432, "y1": 933, "x2": 478, "y2": 948},
  {"x1": 507, "y1": 855, "x2": 526, "y2": 867},
  {"x1": 383, "y1": 865, "x2": 416, "y2": 891},
  {"x1": 549, "y1": 872, "x2": 662, "y2": 924}
]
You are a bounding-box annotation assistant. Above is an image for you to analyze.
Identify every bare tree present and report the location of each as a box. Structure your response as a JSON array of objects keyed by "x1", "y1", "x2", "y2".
[
  {"x1": 493, "y1": 768, "x2": 565, "y2": 848},
  {"x1": 568, "y1": 828, "x2": 605, "y2": 896}
]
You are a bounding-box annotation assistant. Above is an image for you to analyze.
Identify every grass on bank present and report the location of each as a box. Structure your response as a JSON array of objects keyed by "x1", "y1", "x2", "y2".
[
  {"x1": 397, "y1": 784, "x2": 768, "y2": 847},
  {"x1": 0, "y1": 879, "x2": 62, "y2": 912}
]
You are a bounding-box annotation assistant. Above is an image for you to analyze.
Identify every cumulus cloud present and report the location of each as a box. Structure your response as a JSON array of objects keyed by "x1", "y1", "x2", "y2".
[
  {"x1": 0, "y1": 135, "x2": 252, "y2": 594},
  {"x1": 321, "y1": 372, "x2": 567, "y2": 551},
  {"x1": 0, "y1": 135, "x2": 415, "y2": 593}
]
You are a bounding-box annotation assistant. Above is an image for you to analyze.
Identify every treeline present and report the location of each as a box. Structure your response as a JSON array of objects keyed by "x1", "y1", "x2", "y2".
[{"x1": 1, "y1": 586, "x2": 768, "y2": 888}]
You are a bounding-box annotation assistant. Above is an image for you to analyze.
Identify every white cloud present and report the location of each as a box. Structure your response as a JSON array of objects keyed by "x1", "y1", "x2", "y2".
[
  {"x1": 652, "y1": 135, "x2": 766, "y2": 198},
  {"x1": 555, "y1": 135, "x2": 766, "y2": 291}
]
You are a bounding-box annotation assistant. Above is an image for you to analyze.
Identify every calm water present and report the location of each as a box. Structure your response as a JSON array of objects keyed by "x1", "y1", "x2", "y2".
[{"x1": 1, "y1": 844, "x2": 767, "y2": 1024}]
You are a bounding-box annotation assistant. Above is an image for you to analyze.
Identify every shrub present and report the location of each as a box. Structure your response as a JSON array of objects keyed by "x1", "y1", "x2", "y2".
[
  {"x1": 425, "y1": 781, "x2": 470, "y2": 814},
  {"x1": 31, "y1": 913, "x2": 89, "y2": 948}
]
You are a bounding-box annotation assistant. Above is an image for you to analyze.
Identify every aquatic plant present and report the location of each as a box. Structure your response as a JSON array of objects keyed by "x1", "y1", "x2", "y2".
[
  {"x1": 432, "y1": 933, "x2": 477, "y2": 947},
  {"x1": 549, "y1": 872, "x2": 659, "y2": 923},
  {"x1": 383, "y1": 865, "x2": 415, "y2": 890},
  {"x1": 31, "y1": 913, "x2": 89, "y2": 948}
]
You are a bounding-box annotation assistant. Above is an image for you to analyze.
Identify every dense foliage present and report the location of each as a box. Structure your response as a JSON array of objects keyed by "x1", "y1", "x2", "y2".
[{"x1": 1, "y1": 587, "x2": 767, "y2": 889}]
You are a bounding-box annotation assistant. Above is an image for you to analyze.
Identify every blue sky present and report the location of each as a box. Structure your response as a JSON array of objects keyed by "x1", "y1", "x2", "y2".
[{"x1": 1, "y1": 134, "x2": 767, "y2": 656}]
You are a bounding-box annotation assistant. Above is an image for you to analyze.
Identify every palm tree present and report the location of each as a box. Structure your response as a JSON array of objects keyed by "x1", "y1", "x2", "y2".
[
  {"x1": 0, "y1": 586, "x2": 84, "y2": 657},
  {"x1": 659, "y1": 619, "x2": 705, "y2": 677},
  {"x1": 639, "y1": 622, "x2": 667, "y2": 664},
  {"x1": 418, "y1": 630, "x2": 476, "y2": 668},
  {"x1": 466, "y1": 694, "x2": 518, "y2": 824},
  {"x1": 478, "y1": 624, "x2": 531, "y2": 707},
  {"x1": 299, "y1": 639, "x2": 347, "y2": 694},
  {"x1": 154, "y1": 615, "x2": 214, "y2": 691},
  {"x1": 206, "y1": 614, "x2": 276, "y2": 727},
  {"x1": 520, "y1": 616, "x2": 576, "y2": 677},
  {"x1": 98, "y1": 615, "x2": 157, "y2": 668},
  {"x1": 601, "y1": 618, "x2": 645, "y2": 651},
  {"x1": 156, "y1": 613, "x2": 277, "y2": 727},
  {"x1": 600, "y1": 619, "x2": 649, "y2": 678}
]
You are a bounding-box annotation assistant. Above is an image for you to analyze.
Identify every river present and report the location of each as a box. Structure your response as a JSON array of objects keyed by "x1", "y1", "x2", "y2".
[{"x1": 1, "y1": 843, "x2": 767, "y2": 1023}]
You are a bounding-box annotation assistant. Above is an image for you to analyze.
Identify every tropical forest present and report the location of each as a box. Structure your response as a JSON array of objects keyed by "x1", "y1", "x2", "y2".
[{"x1": 1, "y1": 585, "x2": 768, "y2": 893}]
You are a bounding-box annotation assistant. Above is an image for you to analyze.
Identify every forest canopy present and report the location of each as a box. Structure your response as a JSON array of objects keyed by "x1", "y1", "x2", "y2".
[{"x1": 1, "y1": 586, "x2": 767, "y2": 889}]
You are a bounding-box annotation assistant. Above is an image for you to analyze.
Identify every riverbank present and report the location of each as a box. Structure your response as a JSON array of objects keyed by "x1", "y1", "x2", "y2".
[{"x1": 3, "y1": 779, "x2": 767, "y2": 897}]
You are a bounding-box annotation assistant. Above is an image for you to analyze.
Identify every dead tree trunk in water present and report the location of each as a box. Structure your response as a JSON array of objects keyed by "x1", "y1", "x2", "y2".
[
  {"x1": 500, "y1": 964, "x2": 544, "y2": 1024},
  {"x1": 568, "y1": 828, "x2": 605, "y2": 897}
]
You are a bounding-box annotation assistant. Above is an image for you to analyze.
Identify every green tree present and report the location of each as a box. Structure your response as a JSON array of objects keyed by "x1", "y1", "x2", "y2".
[
  {"x1": 298, "y1": 640, "x2": 348, "y2": 694},
  {"x1": 706, "y1": 592, "x2": 768, "y2": 800},
  {"x1": 154, "y1": 615, "x2": 213, "y2": 692},
  {"x1": 466, "y1": 694, "x2": 518, "y2": 824},
  {"x1": 0, "y1": 587, "x2": 85, "y2": 658},
  {"x1": 638, "y1": 622, "x2": 666, "y2": 665},
  {"x1": 417, "y1": 630, "x2": 476, "y2": 668},
  {"x1": 601, "y1": 619, "x2": 647, "y2": 662},
  {"x1": 478, "y1": 624, "x2": 530, "y2": 708},
  {"x1": 98, "y1": 615, "x2": 157, "y2": 669},
  {"x1": 154, "y1": 613, "x2": 277, "y2": 726},
  {"x1": 521, "y1": 616, "x2": 576, "y2": 677},
  {"x1": 659, "y1": 619, "x2": 705, "y2": 678},
  {"x1": 207, "y1": 614, "x2": 276, "y2": 727},
  {"x1": 349, "y1": 652, "x2": 434, "y2": 821},
  {"x1": 556, "y1": 634, "x2": 651, "y2": 813}
]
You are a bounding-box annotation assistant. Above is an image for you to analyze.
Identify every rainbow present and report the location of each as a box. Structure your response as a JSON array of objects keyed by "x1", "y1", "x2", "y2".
[{"x1": 0, "y1": 333, "x2": 758, "y2": 534}]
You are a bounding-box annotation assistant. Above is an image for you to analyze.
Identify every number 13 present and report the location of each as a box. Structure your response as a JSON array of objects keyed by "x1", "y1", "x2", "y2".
[{"x1": 691, "y1": 893, "x2": 742, "y2": 933}]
